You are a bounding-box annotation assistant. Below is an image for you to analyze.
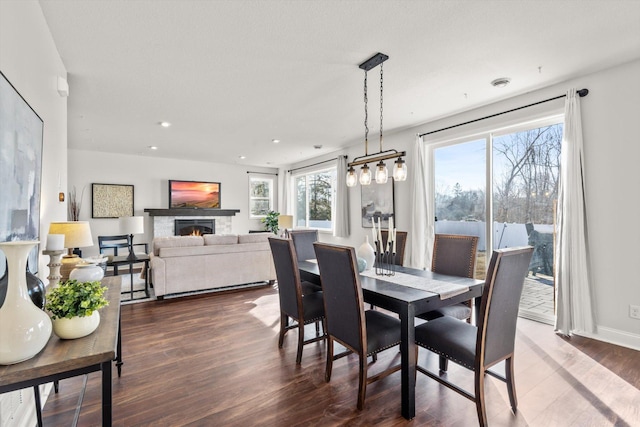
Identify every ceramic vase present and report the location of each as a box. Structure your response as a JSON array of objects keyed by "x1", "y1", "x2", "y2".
[
  {"x1": 69, "y1": 263, "x2": 105, "y2": 282},
  {"x1": 357, "y1": 236, "x2": 376, "y2": 271},
  {"x1": 0, "y1": 241, "x2": 52, "y2": 365},
  {"x1": 52, "y1": 311, "x2": 100, "y2": 339}
]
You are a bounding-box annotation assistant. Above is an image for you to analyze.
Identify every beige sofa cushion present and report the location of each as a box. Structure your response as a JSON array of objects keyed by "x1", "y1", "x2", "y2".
[
  {"x1": 238, "y1": 232, "x2": 273, "y2": 243},
  {"x1": 153, "y1": 236, "x2": 204, "y2": 256},
  {"x1": 204, "y1": 234, "x2": 238, "y2": 245}
]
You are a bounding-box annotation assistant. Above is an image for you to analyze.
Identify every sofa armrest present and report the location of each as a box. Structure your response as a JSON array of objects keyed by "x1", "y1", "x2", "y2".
[{"x1": 150, "y1": 255, "x2": 166, "y2": 296}]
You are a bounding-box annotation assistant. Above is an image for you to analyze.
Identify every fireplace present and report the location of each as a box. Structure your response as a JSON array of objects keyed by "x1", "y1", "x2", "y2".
[{"x1": 175, "y1": 219, "x2": 215, "y2": 236}]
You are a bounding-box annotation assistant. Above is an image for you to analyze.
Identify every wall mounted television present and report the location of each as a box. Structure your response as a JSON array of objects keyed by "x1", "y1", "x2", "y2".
[{"x1": 169, "y1": 180, "x2": 221, "y2": 209}]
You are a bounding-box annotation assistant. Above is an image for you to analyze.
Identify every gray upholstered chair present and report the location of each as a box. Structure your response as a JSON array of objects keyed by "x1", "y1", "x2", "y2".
[
  {"x1": 268, "y1": 237, "x2": 326, "y2": 364},
  {"x1": 289, "y1": 229, "x2": 318, "y2": 262},
  {"x1": 415, "y1": 246, "x2": 534, "y2": 427},
  {"x1": 313, "y1": 242, "x2": 402, "y2": 410},
  {"x1": 418, "y1": 234, "x2": 479, "y2": 322},
  {"x1": 380, "y1": 230, "x2": 408, "y2": 266}
]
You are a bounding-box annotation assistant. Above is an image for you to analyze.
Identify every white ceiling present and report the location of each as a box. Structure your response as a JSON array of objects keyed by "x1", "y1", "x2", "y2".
[{"x1": 38, "y1": 0, "x2": 640, "y2": 168}]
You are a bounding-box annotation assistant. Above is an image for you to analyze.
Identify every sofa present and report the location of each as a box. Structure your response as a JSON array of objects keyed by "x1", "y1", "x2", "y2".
[{"x1": 150, "y1": 233, "x2": 276, "y2": 299}]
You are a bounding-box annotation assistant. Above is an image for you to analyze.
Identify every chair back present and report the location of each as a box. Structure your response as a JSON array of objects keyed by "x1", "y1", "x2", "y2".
[
  {"x1": 289, "y1": 229, "x2": 318, "y2": 261},
  {"x1": 98, "y1": 235, "x2": 130, "y2": 256},
  {"x1": 431, "y1": 234, "x2": 479, "y2": 278},
  {"x1": 313, "y1": 243, "x2": 365, "y2": 353},
  {"x1": 477, "y1": 246, "x2": 534, "y2": 367},
  {"x1": 380, "y1": 230, "x2": 408, "y2": 266},
  {"x1": 268, "y1": 238, "x2": 303, "y2": 320}
]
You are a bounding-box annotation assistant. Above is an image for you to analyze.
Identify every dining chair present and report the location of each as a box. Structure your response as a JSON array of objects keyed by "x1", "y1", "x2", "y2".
[
  {"x1": 268, "y1": 237, "x2": 326, "y2": 364},
  {"x1": 313, "y1": 242, "x2": 402, "y2": 410},
  {"x1": 418, "y1": 234, "x2": 479, "y2": 322},
  {"x1": 289, "y1": 229, "x2": 318, "y2": 262},
  {"x1": 414, "y1": 246, "x2": 534, "y2": 427},
  {"x1": 380, "y1": 230, "x2": 408, "y2": 266}
]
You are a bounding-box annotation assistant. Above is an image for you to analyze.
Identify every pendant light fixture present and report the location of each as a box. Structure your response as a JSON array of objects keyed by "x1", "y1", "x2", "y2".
[{"x1": 346, "y1": 53, "x2": 407, "y2": 187}]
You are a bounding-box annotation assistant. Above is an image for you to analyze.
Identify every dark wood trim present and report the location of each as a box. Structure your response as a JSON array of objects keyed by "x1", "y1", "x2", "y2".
[{"x1": 143, "y1": 208, "x2": 240, "y2": 217}]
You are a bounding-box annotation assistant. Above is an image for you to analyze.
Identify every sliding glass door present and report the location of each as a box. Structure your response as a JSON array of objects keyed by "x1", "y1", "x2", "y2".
[{"x1": 432, "y1": 117, "x2": 563, "y2": 323}]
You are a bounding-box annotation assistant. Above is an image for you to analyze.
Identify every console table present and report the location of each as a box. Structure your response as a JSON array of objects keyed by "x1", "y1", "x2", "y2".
[{"x1": 0, "y1": 276, "x2": 122, "y2": 426}]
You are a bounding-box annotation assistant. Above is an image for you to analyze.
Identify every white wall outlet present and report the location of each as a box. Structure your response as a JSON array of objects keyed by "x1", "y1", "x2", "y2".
[{"x1": 630, "y1": 305, "x2": 640, "y2": 320}]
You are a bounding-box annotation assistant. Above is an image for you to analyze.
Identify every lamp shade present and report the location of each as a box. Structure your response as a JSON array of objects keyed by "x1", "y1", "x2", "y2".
[
  {"x1": 48, "y1": 221, "x2": 94, "y2": 248},
  {"x1": 278, "y1": 215, "x2": 293, "y2": 229},
  {"x1": 119, "y1": 216, "x2": 144, "y2": 235}
]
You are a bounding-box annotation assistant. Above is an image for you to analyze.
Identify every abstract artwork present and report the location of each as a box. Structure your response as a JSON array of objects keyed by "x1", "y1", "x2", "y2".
[
  {"x1": 92, "y1": 183, "x2": 134, "y2": 218},
  {"x1": 361, "y1": 179, "x2": 395, "y2": 228},
  {"x1": 0, "y1": 71, "x2": 44, "y2": 273}
]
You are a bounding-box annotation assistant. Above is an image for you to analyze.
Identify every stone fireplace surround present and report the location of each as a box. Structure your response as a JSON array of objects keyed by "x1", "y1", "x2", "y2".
[{"x1": 144, "y1": 208, "x2": 240, "y2": 239}]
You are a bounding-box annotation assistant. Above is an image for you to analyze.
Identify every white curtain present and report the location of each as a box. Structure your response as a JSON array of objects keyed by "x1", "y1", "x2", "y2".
[
  {"x1": 277, "y1": 168, "x2": 291, "y2": 215},
  {"x1": 408, "y1": 135, "x2": 430, "y2": 269},
  {"x1": 555, "y1": 89, "x2": 595, "y2": 336},
  {"x1": 334, "y1": 155, "x2": 350, "y2": 237}
]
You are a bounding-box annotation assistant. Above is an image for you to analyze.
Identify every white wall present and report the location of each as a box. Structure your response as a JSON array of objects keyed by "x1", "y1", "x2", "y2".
[
  {"x1": 303, "y1": 59, "x2": 640, "y2": 350},
  {"x1": 67, "y1": 149, "x2": 278, "y2": 258},
  {"x1": 0, "y1": 1, "x2": 68, "y2": 425}
]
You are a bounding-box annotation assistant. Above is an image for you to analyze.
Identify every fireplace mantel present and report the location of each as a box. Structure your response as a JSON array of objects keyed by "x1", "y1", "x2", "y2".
[{"x1": 144, "y1": 208, "x2": 240, "y2": 217}]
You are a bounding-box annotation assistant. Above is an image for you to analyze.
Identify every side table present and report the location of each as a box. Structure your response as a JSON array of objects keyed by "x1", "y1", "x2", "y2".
[{"x1": 106, "y1": 254, "x2": 150, "y2": 300}]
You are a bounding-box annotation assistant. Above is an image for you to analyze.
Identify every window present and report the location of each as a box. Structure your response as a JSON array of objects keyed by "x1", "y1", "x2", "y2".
[
  {"x1": 249, "y1": 176, "x2": 274, "y2": 218},
  {"x1": 292, "y1": 166, "x2": 336, "y2": 231}
]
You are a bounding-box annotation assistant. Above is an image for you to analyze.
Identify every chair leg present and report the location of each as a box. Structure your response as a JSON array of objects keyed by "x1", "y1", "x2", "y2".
[
  {"x1": 315, "y1": 320, "x2": 320, "y2": 336},
  {"x1": 439, "y1": 355, "x2": 449, "y2": 372},
  {"x1": 357, "y1": 353, "x2": 367, "y2": 410},
  {"x1": 278, "y1": 313, "x2": 287, "y2": 348},
  {"x1": 296, "y1": 322, "x2": 305, "y2": 364},
  {"x1": 505, "y1": 356, "x2": 518, "y2": 412},
  {"x1": 325, "y1": 337, "x2": 334, "y2": 382},
  {"x1": 475, "y1": 368, "x2": 488, "y2": 427},
  {"x1": 371, "y1": 352, "x2": 377, "y2": 363}
]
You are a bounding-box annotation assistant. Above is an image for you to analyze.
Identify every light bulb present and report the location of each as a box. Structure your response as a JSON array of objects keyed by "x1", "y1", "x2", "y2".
[
  {"x1": 393, "y1": 157, "x2": 407, "y2": 181},
  {"x1": 359, "y1": 164, "x2": 372, "y2": 185},
  {"x1": 375, "y1": 160, "x2": 388, "y2": 184},
  {"x1": 346, "y1": 166, "x2": 358, "y2": 187}
]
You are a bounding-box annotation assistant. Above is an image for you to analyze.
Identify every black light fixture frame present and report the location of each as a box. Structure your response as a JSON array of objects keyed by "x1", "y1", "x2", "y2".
[{"x1": 348, "y1": 53, "x2": 406, "y2": 170}]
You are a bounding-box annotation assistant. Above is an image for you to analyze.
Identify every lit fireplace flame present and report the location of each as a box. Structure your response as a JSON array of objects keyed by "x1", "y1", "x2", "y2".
[{"x1": 190, "y1": 229, "x2": 202, "y2": 236}]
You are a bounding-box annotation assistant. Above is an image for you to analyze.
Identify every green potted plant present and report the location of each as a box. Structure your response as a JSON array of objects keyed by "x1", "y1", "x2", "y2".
[
  {"x1": 45, "y1": 279, "x2": 109, "y2": 339},
  {"x1": 262, "y1": 210, "x2": 280, "y2": 234}
]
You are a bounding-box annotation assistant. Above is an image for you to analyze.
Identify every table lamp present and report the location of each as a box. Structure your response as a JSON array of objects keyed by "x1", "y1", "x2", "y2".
[
  {"x1": 48, "y1": 221, "x2": 94, "y2": 280},
  {"x1": 278, "y1": 215, "x2": 293, "y2": 238},
  {"x1": 119, "y1": 216, "x2": 144, "y2": 260}
]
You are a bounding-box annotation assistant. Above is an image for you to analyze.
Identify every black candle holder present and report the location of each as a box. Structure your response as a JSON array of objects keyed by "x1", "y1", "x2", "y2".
[{"x1": 373, "y1": 240, "x2": 396, "y2": 276}]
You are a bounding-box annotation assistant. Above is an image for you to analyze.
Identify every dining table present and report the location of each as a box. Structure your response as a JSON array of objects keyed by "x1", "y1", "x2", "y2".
[{"x1": 298, "y1": 260, "x2": 484, "y2": 420}]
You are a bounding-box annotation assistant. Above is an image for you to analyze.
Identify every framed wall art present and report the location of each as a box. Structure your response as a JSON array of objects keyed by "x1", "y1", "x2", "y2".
[
  {"x1": 92, "y1": 183, "x2": 134, "y2": 218},
  {"x1": 0, "y1": 71, "x2": 44, "y2": 273},
  {"x1": 361, "y1": 179, "x2": 395, "y2": 228}
]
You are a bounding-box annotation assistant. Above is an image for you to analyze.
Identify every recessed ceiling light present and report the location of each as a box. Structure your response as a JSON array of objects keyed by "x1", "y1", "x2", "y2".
[
  {"x1": 148, "y1": 146, "x2": 158, "y2": 150},
  {"x1": 490, "y1": 77, "x2": 511, "y2": 88},
  {"x1": 272, "y1": 139, "x2": 280, "y2": 144},
  {"x1": 239, "y1": 155, "x2": 246, "y2": 160},
  {"x1": 159, "y1": 121, "x2": 171, "y2": 127},
  {"x1": 313, "y1": 145, "x2": 323, "y2": 150}
]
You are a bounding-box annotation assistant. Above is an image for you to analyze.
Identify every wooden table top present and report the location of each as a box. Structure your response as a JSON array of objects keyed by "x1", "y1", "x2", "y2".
[{"x1": 0, "y1": 276, "x2": 121, "y2": 388}]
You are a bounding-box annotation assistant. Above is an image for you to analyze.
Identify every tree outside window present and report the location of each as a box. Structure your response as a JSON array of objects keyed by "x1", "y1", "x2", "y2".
[{"x1": 293, "y1": 167, "x2": 336, "y2": 231}]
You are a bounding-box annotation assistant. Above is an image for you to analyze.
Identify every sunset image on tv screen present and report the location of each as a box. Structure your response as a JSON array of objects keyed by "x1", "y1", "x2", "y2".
[{"x1": 170, "y1": 181, "x2": 220, "y2": 208}]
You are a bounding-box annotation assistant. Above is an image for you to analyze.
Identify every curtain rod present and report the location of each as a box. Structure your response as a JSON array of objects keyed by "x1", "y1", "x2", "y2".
[
  {"x1": 288, "y1": 155, "x2": 348, "y2": 173},
  {"x1": 246, "y1": 171, "x2": 278, "y2": 176},
  {"x1": 419, "y1": 88, "x2": 588, "y2": 138}
]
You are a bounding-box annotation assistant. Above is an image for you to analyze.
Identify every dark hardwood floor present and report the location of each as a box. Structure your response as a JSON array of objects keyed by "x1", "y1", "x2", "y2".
[{"x1": 41, "y1": 284, "x2": 640, "y2": 426}]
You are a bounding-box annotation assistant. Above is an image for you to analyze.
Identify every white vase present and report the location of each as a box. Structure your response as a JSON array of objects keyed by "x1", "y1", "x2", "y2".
[
  {"x1": 52, "y1": 311, "x2": 100, "y2": 339},
  {"x1": 357, "y1": 236, "x2": 376, "y2": 271},
  {"x1": 0, "y1": 241, "x2": 53, "y2": 365},
  {"x1": 69, "y1": 263, "x2": 105, "y2": 282}
]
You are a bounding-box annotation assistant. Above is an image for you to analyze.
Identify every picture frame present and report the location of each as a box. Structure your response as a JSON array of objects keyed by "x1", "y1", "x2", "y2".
[
  {"x1": 0, "y1": 71, "x2": 44, "y2": 273},
  {"x1": 92, "y1": 183, "x2": 134, "y2": 218},
  {"x1": 361, "y1": 179, "x2": 395, "y2": 228}
]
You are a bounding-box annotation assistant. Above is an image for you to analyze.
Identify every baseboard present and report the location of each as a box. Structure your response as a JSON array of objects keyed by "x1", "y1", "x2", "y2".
[
  {"x1": 159, "y1": 281, "x2": 271, "y2": 300},
  {"x1": 574, "y1": 326, "x2": 640, "y2": 351}
]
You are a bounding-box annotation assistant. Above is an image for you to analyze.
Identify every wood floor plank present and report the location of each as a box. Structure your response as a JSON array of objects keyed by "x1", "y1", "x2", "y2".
[{"x1": 40, "y1": 285, "x2": 640, "y2": 426}]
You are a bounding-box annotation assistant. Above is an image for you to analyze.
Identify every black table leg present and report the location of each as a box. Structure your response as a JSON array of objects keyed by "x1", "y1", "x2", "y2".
[
  {"x1": 116, "y1": 315, "x2": 123, "y2": 377},
  {"x1": 400, "y1": 304, "x2": 416, "y2": 420},
  {"x1": 33, "y1": 385, "x2": 43, "y2": 427},
  {"x1": 101, "y1": 360, "x2": 112, "y2": 426}
]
